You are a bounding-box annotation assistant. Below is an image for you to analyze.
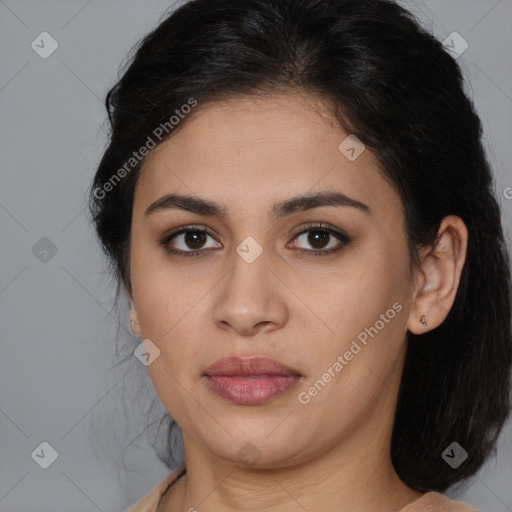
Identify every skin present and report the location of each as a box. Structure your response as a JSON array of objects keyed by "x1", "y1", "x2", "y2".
[{"x1": 128, "y1": 91, "x2": 468, "y2": 512}]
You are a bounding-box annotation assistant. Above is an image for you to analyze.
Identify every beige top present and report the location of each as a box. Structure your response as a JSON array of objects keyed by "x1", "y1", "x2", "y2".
[{"x1": 124, "y1": 462, "x2": 480, "y2": 512}]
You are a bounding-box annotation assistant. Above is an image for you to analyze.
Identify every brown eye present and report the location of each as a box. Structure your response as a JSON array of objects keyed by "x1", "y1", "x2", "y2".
[
  {"x1": 160, "y1": 222, "x2": 350, "y2": 259},
  {"x1": 305, "y1": 230, "x2": 331, "y2": 250},
  {"x1": 160, "y1": 226, "x2": 221, "y2": 257},
  {"x1": 182, "y1": 230, "x2": 208, "y2": 250},
  {"x1": 290, "y1": 223, "x2": 350, "y2": 255}
]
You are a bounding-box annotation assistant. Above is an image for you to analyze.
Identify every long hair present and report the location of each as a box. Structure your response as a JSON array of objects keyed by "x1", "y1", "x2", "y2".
[{"x1": 88, "y1": 0, "x2": 512, "y2": 492}]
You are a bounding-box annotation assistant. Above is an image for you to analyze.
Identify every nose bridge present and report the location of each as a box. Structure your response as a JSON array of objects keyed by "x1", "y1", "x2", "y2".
[
  {"x1": 227, "y1": 234, "x2": 270, "y2": 301},
  {"x1": 212, "y1": 231, "x2": 286, "y2": 334}
]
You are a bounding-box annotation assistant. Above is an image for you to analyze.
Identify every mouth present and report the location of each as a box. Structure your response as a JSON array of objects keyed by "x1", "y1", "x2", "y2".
[{"x1": 203, "y1": 356, "x2": 303, "y2": 405}]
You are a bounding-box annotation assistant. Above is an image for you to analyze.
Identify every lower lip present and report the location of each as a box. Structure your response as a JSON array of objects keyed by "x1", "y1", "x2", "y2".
[{"x1": 205, "y1": 375, "x2": 302, "y2": 405}]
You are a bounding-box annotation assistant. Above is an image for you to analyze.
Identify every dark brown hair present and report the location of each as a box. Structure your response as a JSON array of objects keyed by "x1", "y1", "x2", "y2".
[{"x1": 88, "y1": 0, "x2": 512, "y2": 493}]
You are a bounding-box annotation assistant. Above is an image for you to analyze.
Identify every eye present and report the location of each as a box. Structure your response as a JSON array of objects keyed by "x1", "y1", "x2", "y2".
[
  {"x1": 159, "y1": 222, "x2": 350, "y2": 258},
  {"x1": 160, "y1": 225, "x2": 221, "y2": 258},
  {"x1": 288, "y1": 222, "x2": 350, "y2": 256}
]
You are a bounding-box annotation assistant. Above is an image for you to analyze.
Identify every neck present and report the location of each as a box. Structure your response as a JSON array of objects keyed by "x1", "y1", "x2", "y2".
[{"x1": 160, "y1": 426, "x2": 423, "y2": 512}]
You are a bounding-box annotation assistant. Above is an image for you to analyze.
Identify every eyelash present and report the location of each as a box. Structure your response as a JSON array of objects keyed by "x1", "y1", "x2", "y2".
[{"x1": 159, "y1": 222, "x2": 351, "y2": 259}]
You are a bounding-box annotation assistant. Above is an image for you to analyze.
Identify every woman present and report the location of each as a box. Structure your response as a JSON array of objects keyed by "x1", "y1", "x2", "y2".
[{"x1": 88, "y1": 0, "x2": 512, "y2": 510}]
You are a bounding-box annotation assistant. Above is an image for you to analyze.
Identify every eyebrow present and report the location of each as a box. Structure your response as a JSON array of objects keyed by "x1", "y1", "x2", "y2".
[{"x1": 144, "y1": 191, "x2": 371, "y2": 220}]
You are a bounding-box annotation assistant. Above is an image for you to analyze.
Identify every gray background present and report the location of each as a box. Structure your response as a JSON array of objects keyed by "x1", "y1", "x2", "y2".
[{"x1": 0, "y1": 0, "x2": 511, "y2": 510}]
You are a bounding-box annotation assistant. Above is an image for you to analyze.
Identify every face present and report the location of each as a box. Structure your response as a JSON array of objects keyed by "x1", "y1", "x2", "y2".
[{"x1": 128, "y1": 92, "x2": 417, "y2": 468}]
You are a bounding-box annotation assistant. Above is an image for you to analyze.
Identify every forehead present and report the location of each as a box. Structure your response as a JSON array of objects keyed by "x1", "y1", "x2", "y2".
[{"x1": 134, "y1": 93, "x2": 402, "y2": 225}]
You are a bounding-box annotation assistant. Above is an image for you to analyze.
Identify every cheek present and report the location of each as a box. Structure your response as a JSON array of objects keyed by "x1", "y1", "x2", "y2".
[
  {"x1": 132, "y1": 269, "x2": 207, "y2": 422},
  {"x1": 130, "y1": 235, "x2": 196, "y2": 336},
  {"x1": 130, "y1": 250, "x2": 212, "y2": 378},
  {"x1": 295, "y1": 298, "x2": 407, "y2": 439},
  {"x1": 134, "y1": 274, "x2": 203, "y2": 357},
  {"x1": 317, "y1": 239, "x2": 409, "y2": 346},
  {"x1": 295, "y1": 242, "x2": 410, "y2": 417}
]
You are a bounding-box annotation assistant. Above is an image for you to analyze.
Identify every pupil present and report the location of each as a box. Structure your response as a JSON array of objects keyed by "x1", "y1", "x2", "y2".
[
  {"x1": 309, "y1": 230, "x2": 328, "y2": 249},
  {"x1": 186, "y1": 231, "x2": 205, "y2": 249}
]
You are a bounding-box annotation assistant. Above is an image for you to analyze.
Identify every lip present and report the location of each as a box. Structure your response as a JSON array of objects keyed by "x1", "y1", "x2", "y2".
[{"x1": 204, "y1": 356, "x2": 303, "y2": 405}]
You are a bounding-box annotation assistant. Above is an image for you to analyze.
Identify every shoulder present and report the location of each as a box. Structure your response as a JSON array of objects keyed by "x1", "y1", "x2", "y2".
[
  {"x1": 123, "y1": 462, "x2": 186, "y2": 512},
  {"x1": 399, "y1": 491, "x2": 480, "y2": 512}
]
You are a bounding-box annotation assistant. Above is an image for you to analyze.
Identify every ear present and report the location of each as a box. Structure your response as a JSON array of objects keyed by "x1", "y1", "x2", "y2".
[
  {"x1": 407, "y1": 215, "x2": 468, "y2": 334},
  {"x1": 129, "y1": 295, "x2": 142, "y2": 338}
]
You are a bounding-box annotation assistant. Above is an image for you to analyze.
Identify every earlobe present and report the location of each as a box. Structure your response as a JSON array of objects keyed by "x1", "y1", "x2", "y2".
[
  {"x1": 407, "y1": 215, "x2": 468, "y2": 335},
  {"x1": 128, "y1": 297, "x2": 141, "y2": 337},
  {"x1": 406, "y1": 250, "x2": 438, "y2": 334}
]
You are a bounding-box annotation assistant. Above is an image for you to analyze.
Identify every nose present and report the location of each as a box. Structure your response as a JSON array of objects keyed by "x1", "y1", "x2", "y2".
[{"x1": 212, "y1": 245, "x2": 289, "y2": 337}]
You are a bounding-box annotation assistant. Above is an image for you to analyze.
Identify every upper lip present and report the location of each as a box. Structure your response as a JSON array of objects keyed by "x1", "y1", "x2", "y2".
[{"x1": 204, "y1": 356, "x2": 302, "y2": 377}]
